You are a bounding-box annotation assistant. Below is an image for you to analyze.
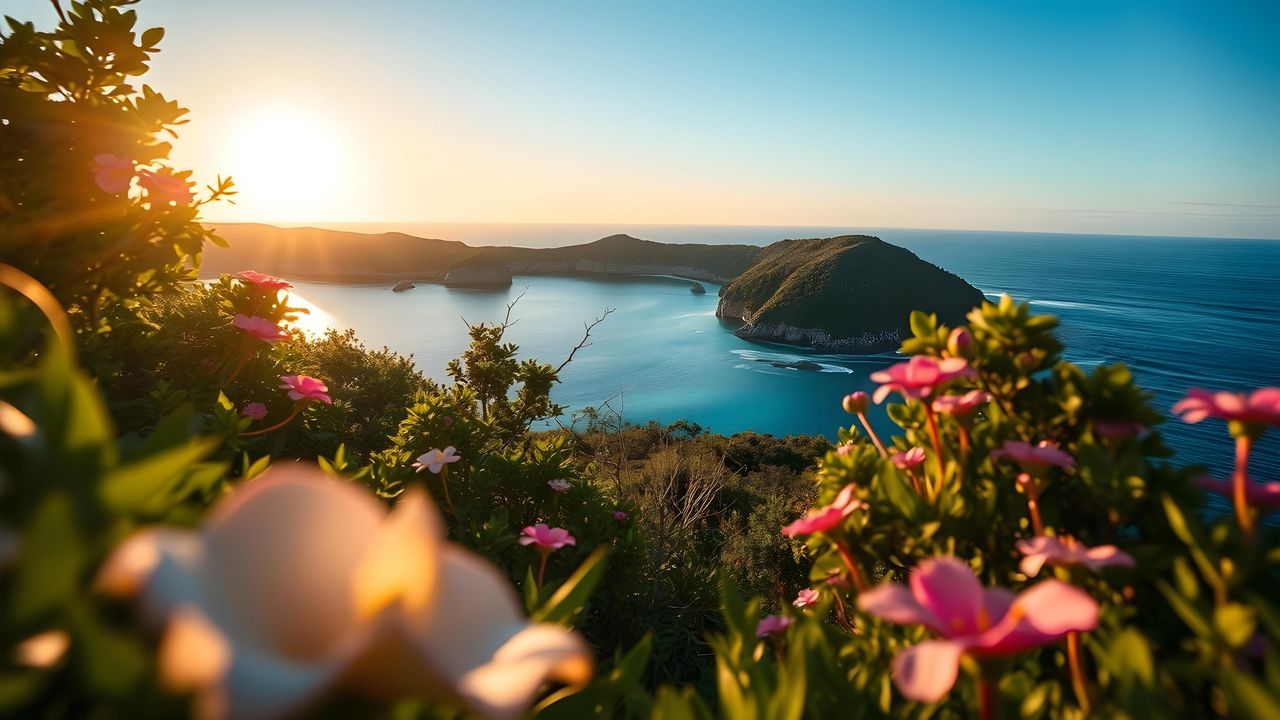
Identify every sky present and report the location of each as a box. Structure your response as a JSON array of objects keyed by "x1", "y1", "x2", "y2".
[{"x1": 31, "y1": 0, "x2": 1280, "y2": 238}]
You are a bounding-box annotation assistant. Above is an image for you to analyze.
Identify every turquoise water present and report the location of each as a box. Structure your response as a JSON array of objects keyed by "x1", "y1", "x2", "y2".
[{"x1": 286, "y1": 228, "x2": 1280, "y2": 490}]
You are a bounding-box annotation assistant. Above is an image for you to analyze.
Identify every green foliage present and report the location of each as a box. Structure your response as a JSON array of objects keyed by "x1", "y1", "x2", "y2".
[
  {"x1": 0, "y1": 0, "x2": 234, "y2": 361},
  {"x1": 717, "y1": 236, "x2": 986, "y2": 349}
]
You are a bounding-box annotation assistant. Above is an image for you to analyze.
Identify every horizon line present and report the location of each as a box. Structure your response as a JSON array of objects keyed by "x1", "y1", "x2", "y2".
[{"x1": 203, "y1": 218, "x2": 1280, "y2": 244}]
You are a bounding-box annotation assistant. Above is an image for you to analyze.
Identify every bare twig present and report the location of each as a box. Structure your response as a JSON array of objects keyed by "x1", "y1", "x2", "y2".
[
  {"x1": 501, "y1": 288, "x2": 529, "y2": 330},
  {"x1": 556, "y1": 307, "x2": 615, "y2": 374}
]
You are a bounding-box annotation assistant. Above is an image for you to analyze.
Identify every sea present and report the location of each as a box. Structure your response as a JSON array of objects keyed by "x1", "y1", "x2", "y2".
[{"x1": 281, "y1": 224, "x2": 1280, "y2": 501}]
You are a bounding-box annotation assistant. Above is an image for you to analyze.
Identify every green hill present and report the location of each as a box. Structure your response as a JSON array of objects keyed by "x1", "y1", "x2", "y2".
[{"x1": 716, "y1": 235, "x2": 986, "y2": 352}]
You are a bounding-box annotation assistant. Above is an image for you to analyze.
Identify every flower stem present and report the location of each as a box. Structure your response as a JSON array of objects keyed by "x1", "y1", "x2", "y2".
[
  {"x1": 833, "y1": 539, "x2": 868, "y2": 592},
  {"x1": 438, "y1": 465, "x2": 456, "y2": 515},
  {"x1": 222, "y1": 349, "x2": 252, "y2": 387},
  {"x1": 978, "y1": 673, "x2": 998, "y2": 720},
  {"x1": 1025, "y1": 478, "x2": 1045, "y2": 536},
  {"x1": 536, "y1": 549, "x2": 550, "y2": 589},
  {"x1": 238, "y1": 404, "x2": 301, "y2": 437},
  {"x1": 923, "y1": 406, "x2": 945, "y2": 496},
  {"x1": 1232, "y1": 435, "x2": 1256, "y2": 541},
  {"x1": 1067, "y1": 631, "x2": 1091, "y2": 713},
  {"x1": 856, "y1": 412, "x2": 888, "y2": 457}
]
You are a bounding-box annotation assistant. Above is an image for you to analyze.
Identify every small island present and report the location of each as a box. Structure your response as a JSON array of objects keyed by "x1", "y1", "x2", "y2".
[
  {"x1": 690, "y1": 281, "x2": 707, "y2": 294},
  {"x1": 391, "y1": 280, "x2": 415, "y2": 292},
  {"x1": 716, "y1": 235, "x2": 986, "y2": 353}
]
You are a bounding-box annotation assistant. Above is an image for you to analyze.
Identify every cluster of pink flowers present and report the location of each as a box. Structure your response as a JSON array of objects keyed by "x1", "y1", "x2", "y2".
[
  {"x1": 92, "y1": 154, "x2": 193, "y2": 205},
  {"x1": 1174, "y1": 386, "x2": 1280, "y2": 537}
]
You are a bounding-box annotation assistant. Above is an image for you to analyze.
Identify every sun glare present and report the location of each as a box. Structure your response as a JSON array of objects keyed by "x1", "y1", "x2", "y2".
[{"x1": 226, "y1": 108, "x2": 348, "y2": 220}]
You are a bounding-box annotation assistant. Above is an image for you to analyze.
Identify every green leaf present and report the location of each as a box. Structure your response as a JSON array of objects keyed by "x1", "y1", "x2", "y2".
[
  {"x1": 140, "y1": 26, "x2": 164, "y2": 47},
  {"x1": 909, "y1": 310, "x2": 935, "y2": 339},
  {"x1": 10, "y1": 493, "x2": 83, "y2": 623},
  {"x1": 1219, "y1": 668, "x2": 1280, "y2": 719},
  {"x1": 68, "y1": 603, "x2": 148, "y2": 696},
  {"x1": 1107, "y1": 629, "x2": 1155, "y2": 685},
  {"x1": 533, "y1": 547, "x2": 608, "y2": 625},
  {"x1": 1213, "y1": 604, "x2": 1257, "y2": 649},
  {"x1": 99, "y1": 437, "x2": 218, "y2": 513}
]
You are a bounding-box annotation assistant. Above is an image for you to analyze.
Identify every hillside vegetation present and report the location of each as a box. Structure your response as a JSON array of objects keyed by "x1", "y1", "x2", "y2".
[{"x1": 716, "y1": 235, "x2": 986, "y2": 351}]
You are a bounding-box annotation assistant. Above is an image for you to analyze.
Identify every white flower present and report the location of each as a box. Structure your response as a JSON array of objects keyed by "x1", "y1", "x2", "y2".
[
  {"x1": 548, "y1": 479, "x2": 571, "y2": 493},
  {"x1": 97, "y1": 464, "x2": 592, "y2": 720},
  {"x1": 412, "y1": 446, "x2": 461, "y2": 474}
]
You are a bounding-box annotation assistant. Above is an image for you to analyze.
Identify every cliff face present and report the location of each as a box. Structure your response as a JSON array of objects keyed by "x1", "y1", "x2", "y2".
[{"x1": 716, "y1": 236, "x2": 985, "y2": 353}]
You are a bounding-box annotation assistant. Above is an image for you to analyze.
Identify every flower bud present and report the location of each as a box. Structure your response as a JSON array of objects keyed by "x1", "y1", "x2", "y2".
[
  {"x1": 842, "y1": 391, "x2": 870, "y2": 415},
  {"x1": 946, "y1": 327, "x2": 973, "y2": 358}
]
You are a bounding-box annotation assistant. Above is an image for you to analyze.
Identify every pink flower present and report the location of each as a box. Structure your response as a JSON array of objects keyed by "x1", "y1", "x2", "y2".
[
  {"x1": 241, "y1": 402, "x2": 268, "y2": 421},
  {"x1": 793, "y1": 588, "x2": 820, "y2": 608},
  {"x1": 858, "y1": 557, "x2": 1099, "y2": 703},
  {"x1": 825, "y1": 573, "x2": 851, "y2": 589},
  {"x1": 518, "y1": 525, "x2": 577, "y2": 551},
  {"x1": 843, "y1": 391, "x2": 870, "y2": 414},
  {"x1": 932, "y1": 390, "x2": 991, "y2": 416},
  {"x1": 892, "y1": 447, "x2": 926, "y2": 470},
  {"x1": 1195, "y1": 476, "x2": 1280, "y2": 510},
  {"x1": 871, "y1": 356, "x2": 975, "y2": 404},
  {"x1": 755, "y1": 614, "x2": 792, "y2": 638},
  {"x1": 1016, "y1": 536, "x2": 1135, "y2": 577},
  {"x1": 548, "y1": 479, "x2": 571, "y2": 493},
  {"x1": 612, "y1": 511, "x2": 628, "y2": 521},
  {"x1": 1173, "y1": 388, "x2": 1280, "y2": 429},
  {"x1": 137, "y1": 167, "x2": 194, "y2": 205},
  {"x1": 413, "y1": 447, "x2": 461, "y2": 474},
  {"x1": 237, "y1": 270, "x2": 293, "y2": 291},
  {"x1": 946, "y1": 327, "x2": 972, "y2": 357},
  {"x1": 1093, "y1": 419, "x2": 1148, "y2": 439},
  {"x1": 836, "y1": 443, "x2": 854, "y2": 457},
  {"x1": 279, "y1": 375, "x2": 332, "y2": 405},
  {"x1": 92, "y1": 154, "x2": 134, "y2": 193},
  {"x1": 781, "y1": 485, "x2": 864, "y2": 538},
  {"x1": 991, "y1": 440, "x2": 1075, "y2": 471},
  {"x1": 234, "y1": 314, "x2": 291, "y2": 344}
]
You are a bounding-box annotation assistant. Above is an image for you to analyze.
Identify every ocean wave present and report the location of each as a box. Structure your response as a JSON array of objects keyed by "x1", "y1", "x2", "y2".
[
  {"x1": 1029, "y1": 299, "x2": 1118, "y2": 314},
  {"x1": 730, "y1": 349, "x2": 854, "y2": 374}
]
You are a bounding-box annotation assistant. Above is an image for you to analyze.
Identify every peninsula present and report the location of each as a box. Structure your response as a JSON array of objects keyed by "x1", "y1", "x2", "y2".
[{"x1": 715, "y1": 235, "x2": 986, "y2": 353}]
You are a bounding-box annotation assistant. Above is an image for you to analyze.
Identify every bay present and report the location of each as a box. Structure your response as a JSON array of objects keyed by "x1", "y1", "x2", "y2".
[{"x1": 283, "y1": 225, "x2": 1280, "y2": 500}]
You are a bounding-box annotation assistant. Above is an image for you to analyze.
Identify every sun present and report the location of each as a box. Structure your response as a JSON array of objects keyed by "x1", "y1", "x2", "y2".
[{"x1": 226, "y1": 107, "x2": 348, "y2": 221}]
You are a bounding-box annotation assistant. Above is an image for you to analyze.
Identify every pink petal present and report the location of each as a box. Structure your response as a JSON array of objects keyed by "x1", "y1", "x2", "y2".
[
  {"x1": 857, "y1": 584, "x2": 942, "y2": 631},
  {"x1": 910, "y1": 557, "x2": 985, "y2": 637},
  {"x1": 1081, "y1": 544, "x2": 1135, "y2": 570},
  {"x1": 892, "y1": 639, "x2": 966, "y2": 703}
]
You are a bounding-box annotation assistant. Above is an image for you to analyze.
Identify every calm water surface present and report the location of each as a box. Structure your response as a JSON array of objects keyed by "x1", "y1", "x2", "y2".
[{"x1": 288, "y1": 228, "x2": 1280, "y2": 496}]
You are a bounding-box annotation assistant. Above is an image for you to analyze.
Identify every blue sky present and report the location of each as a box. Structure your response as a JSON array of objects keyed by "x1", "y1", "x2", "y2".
[{"x1": 31, "y1": 0, "x2": 1280, "y2": 237}]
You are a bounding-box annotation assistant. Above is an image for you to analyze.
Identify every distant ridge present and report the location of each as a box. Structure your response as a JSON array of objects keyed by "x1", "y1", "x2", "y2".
[{"x1": 203, "y1": 223, "x2": 759, "y2": 284}]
